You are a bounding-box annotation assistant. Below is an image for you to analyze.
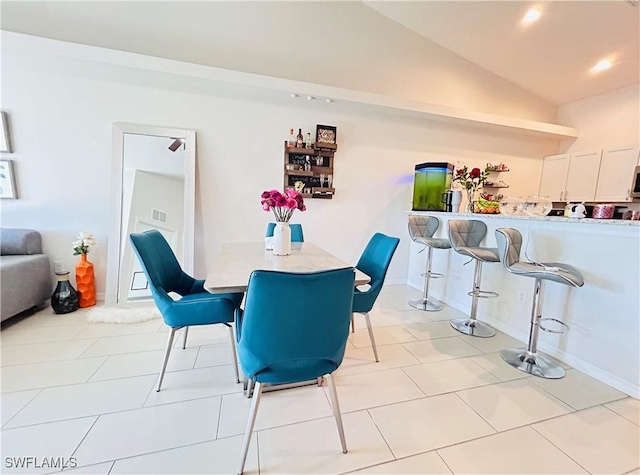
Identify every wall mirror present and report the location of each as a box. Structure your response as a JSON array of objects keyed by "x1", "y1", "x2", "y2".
[{"x1": 105, "y1": 122, "x2": 196, "y2": 306}]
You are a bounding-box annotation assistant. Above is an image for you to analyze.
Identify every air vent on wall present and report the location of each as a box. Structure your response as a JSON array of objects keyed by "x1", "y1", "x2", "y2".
[
  {"x1": 626, "y1": 0, "x2": 638, "y2": 6},
  {"x1": 151, "y1": 209, "x2": 167, "y2": 223}
]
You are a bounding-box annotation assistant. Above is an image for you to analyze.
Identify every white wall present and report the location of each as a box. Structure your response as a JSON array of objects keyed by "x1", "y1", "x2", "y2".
[
  {"x1": 0, "y1": 37, "x2": 559, "y2": 295},
  {"x1": 557, "y1": 83, "x2": 640, "y2": 153}
]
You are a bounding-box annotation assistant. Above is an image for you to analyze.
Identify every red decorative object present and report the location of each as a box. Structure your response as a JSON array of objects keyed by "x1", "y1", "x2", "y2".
[{"x1": 75, "y1": 254, "x2": 96, "y2": 308}]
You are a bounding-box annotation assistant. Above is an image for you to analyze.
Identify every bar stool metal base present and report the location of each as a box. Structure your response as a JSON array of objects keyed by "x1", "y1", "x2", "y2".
[
  {"x1": 409, "y1": 297, "x2": 443, "y2": 312},
  {"x1": 501, "y1": 348, "x2": 565, "y2": 379},
  {"x1": 450, "y1": 318, "x2": 496, "y2": 338}
]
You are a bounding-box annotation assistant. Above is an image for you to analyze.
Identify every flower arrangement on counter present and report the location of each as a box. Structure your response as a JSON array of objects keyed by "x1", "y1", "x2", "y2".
[
  {"x1": 453, "y1": 166, "x2": 491, "y2": 212},
  {"x1": 260, "y1": 188, "x2": 306, "y2": 222},
  {"x1": 72, "y1": 232, "x2": 97, "y2": 255},
  {"x1": 453, "y1": 166, "x2": 490, "y2": 193}
]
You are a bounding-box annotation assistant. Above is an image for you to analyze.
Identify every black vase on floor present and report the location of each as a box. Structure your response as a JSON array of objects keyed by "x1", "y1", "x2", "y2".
[{"x1": 51, "y1": 271, "x2": 79, "y2": 314}]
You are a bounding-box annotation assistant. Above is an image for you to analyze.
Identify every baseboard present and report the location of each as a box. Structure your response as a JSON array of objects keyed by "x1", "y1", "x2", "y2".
[
  {"x1": 385, "y1": 278, "x2": 408, "y2": 286},
  {"x1": 410, "y1": 280, "x2": 640, "y2": 398}
]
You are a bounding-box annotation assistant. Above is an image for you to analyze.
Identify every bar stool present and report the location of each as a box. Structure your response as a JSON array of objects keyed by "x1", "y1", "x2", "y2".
[
  {"x1": 448, "y1": 220, "x2": 500, "y2": 337},
  {"x1": 495, "y1": 228, "x2": 584, "y2": 379},
  {"x1": 407, "y1": 215, "x2": 451, "y2": 311}
]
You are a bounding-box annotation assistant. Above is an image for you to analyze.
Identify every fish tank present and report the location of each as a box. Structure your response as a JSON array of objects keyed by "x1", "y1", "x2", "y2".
[{"x1": 412, "y1": 162, "x2": 454, "y2": 211}]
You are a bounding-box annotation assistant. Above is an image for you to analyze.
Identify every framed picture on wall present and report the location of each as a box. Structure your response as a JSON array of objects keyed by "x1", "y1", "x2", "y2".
[
  {"x1": 315, "y1": 124, "x2": 337, "y2": 145},
  {"x1": 1, "y1": 112, "x2": 12, "y2": 153},
  {"x1": 0, "y1": 160, "x2": 18, "y2": 199}
]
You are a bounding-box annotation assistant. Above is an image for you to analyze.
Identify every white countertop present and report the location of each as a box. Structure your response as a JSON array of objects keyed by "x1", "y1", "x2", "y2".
[{"x1": 408, "y1": 210, "x2": 640, "y2": 226}]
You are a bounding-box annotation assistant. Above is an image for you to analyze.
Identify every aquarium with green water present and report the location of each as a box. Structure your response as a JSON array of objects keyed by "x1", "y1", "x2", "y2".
[{"x1": 412, "y1": 162, "x2": 454, "y2": 211}]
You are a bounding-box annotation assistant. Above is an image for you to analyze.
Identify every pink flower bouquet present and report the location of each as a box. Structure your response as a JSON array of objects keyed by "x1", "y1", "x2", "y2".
[{"x1": 260, "y1": 189, "x2": 306, "y2": 222}]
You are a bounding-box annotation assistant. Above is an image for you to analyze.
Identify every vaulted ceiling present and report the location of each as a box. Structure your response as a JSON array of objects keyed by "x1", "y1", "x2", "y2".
[
  {"x1": 2, "y1": 1, "x2": 638, "y2": 107},
  {"x1": 366, "y1": 1, "x2": 640, "y2": 105}
]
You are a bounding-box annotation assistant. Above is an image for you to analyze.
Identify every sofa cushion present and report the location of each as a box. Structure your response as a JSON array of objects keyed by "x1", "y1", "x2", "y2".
[
  {"x1": 0, "y1": 229, "x2": 43, "y2": 255},
  {"x1": 1, "y1": 254, "x2": 52, "y2": 321}
]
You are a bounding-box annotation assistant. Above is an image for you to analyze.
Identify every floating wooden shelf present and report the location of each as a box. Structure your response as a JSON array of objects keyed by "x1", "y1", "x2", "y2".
[
  {"x1": 486, "y1": 167, "x2": 510, "y2": 172},
  {"x1": 284, "y1": 140, "x2": 336, "y2": 199},
  {"x1": 284, "y1": 170, "x2": 314, "y2": 177}
]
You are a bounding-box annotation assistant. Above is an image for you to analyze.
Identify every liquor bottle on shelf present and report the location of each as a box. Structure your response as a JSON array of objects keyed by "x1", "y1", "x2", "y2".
[
  {"x1": 287, "y1": 128, "x2": 296, "y2": 147},
  {"x1": 296, "y1": 129, "x2": 304, "y2": 148},
  {"x1": 305, "y1": 133, "x2": 313, "y2": 149},
  {"x1": 315, "y1": 155, "x2": 323, "y2": 166},
  {"x1": 304, "y1": 155, "x2": 311, "y2": 172}
]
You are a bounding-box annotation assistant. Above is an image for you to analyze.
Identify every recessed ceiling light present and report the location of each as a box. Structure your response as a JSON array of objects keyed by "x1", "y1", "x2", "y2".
[
  {"x1": 592, "y1": 59, "x2": 613, "y2": 72},
  {"x1": 290, "y1": 93, "x2": 299, "y2": 99},
  {"x1": 307, "y1": 95, "x2": 316, "y2": 101},
  {"x1": 325, "y1": 98, "x2": 334, "y2": 104},
  {"x1": 522, "y1": 8, "x2": 541, "y2": 23}
]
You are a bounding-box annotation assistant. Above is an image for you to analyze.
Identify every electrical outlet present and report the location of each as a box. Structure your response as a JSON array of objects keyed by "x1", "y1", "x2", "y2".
[
  {"x1": 517, "y1": 289, "x2": 527, "y2": 304},
  {"x1": 54, "y1": 260, "x2": 63, "y2": 273}
]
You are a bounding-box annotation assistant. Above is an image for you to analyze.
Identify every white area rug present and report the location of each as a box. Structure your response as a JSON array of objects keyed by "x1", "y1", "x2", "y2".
[{"x1": 85, "y1": 305, "x2": 161, "y2": 324}]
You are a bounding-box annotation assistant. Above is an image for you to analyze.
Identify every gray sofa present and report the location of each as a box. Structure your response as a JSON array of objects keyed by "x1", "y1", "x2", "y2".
[{"x1": 1, "y1": 229, "x2": 53, "y2": 322}]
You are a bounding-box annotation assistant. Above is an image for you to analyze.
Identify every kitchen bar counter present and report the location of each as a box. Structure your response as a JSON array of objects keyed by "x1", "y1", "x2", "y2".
[
  {"x1": 407, "y1": 211, "x2": 640, "y2": 397},
  {"x1": 411, "y1": 210, "x2": 640, "y2": 226}
]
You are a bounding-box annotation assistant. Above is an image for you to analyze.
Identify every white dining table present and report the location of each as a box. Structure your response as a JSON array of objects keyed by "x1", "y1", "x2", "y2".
[{"x1": 204, "y1": 241, "x2": 370, "y2": 293}]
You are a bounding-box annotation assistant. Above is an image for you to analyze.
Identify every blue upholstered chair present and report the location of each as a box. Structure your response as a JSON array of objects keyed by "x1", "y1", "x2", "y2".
[
  {"x1": 236, "y1": 268, "x2": 355, "y2": 475},
  {"x1": 129, "y1": 230, "x2": 243, "y2": 392},
  {"x1": 352, "y1": 233, "x2": 400, "y2": 362},
  {"x1": 265, "y1": 222, "x2": 304, "y2": 242}
]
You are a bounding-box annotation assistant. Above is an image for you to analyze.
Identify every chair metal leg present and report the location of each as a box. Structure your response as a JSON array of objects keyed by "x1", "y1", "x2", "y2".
[
  {"x1": 450, "y1": 260, "x2": 496, "y2": 338},
  {"x1": 245, "y1": 377, "x2": 256, "y2": 398},
  {"x1": 363, "y1": 312, "x2": 379, "y2": 362},
  {"x1": 182, "y1": 326, "x2": 189, "y2": 349},
  {"x1": 227, "y1": 323, "x2": 241, "y2": 384},
  {"x1": 501, "y1": 279, "x2": 565, "y2": 379},
  {"x1": 350, "y1": 314, "x2": 355, "y2": 333},
  {"x1": 238, "y1": 381, "x2": 263, "y2": 475},
  {"x1": 409, "y1": 246, "x2": 444, "y2": 312},
  {"x1": 157, "y1": 327, "x2": 177, "y2": 392},
  {"x1": 326, "y1": 373, "x2": 348, "y2": 454}
]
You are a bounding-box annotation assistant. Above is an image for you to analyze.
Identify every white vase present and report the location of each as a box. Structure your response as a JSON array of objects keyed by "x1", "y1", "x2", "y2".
[{"x1": 272, "y1": 221, "x2": 291, "y2": 256}]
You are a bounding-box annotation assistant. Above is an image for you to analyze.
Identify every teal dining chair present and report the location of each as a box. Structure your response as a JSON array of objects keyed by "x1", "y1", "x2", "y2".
[
  {"x1": 265, "y1": 222, "x2": 304, "y2": 242},
  {"x1": 352, "y1": 233, "x2": 400, "y2": 362},
  {"x1": 236, "y1": 267, "x2": 355, "y2": 475},
  {"x1": 129, "y1": 230, "x2": 244, "y2": 392}
]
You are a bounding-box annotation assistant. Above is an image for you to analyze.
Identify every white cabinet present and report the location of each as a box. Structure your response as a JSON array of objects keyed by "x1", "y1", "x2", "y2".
[
  {"x1": 594, "y1": 146, "x2": 640, "y2": 202},
  {"x1": 539, "y1": 154, "x2": 569, "y2": 201},
  {"x1": 539, "y1": 150, "x2": 603, "y2": 202},
  {"x1": 565, "y1": 150, "x2": 602, "y2": 202}
]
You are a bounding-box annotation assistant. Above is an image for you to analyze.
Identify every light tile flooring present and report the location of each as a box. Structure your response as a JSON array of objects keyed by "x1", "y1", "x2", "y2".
[{"x1": 1, "y1": 285, "x2": 638, "y2": 474}]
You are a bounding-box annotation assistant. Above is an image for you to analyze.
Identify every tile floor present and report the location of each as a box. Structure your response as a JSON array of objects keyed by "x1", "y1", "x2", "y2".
[{"x1": 1, "y1": 285, "x2": 638, "y2": 474}]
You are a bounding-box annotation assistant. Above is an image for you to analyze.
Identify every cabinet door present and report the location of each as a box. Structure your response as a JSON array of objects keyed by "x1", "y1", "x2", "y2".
[
  {"x1": 595, "y1": 146, "x2": 639, "y2": 202},
  {"x1": 565, "y1": 150, "x2": 602, "y2": 202},
  {"x1": 539, "y1": 154, "x2": 570, "y2": 201}
]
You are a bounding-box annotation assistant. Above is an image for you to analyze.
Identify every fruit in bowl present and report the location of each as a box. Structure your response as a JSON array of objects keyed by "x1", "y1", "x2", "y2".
[{"x1": 474, "y1": 194, "x2": 501, "y2": 214}]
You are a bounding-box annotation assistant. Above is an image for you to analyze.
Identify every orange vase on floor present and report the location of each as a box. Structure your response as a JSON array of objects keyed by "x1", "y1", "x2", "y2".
[{"x1": 75, "y1": 254, "x2": 96, "y2": 308}]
